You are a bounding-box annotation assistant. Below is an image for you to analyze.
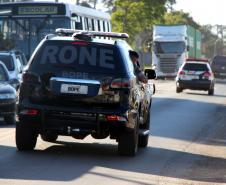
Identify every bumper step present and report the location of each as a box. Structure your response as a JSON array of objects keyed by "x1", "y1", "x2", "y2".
[{"x1": 139, "y1": 129, "x2": 150, "y2": 136}]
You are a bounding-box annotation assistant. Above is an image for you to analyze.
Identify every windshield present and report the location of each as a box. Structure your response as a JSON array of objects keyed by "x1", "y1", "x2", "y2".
[
  {"x1": 154, "y1": 41, "x2": 185, "y2": 54},
  {"x1": 0, "y1": 17, "x2": 70, "y2": 58},
  {"x1": 0, "y1": 55, "x2": 14, "y2": 71}
]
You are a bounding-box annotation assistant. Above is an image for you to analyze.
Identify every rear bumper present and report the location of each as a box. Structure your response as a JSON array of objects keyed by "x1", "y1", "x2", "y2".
[
  {"x1": 0, "y1": 99, "x2": 16, "y2": 116},
  {"x1": 177, "y1": 80, "x2": 213, "y2": 90},
  {"x1": 18, "y1": 101, "x2": 135, "y2": 134}
]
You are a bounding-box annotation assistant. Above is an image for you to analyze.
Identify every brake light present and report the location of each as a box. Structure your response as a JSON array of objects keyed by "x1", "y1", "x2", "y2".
[
  {"x1": 20, "y1": 109, "x2": 39, "y2": 116},
  {"x1": 22, "y1": 73, "x2": 40, "y2": 83},
  {"x1": 203, "y1": 71, "x2": 212, "y2": 79},
  {"x1": 203, "y1": 71, "x2": 211, "y2": 77},
  {"x1": 179, "y1": 71, "x2": 185, "y2": 75},
  {"x1": 71, "y1": 41, "x2": 89, "y2": 46},
  {"x1": 106, "y1": 115, "x2": 126, "y2": 121},
  {"x1": 110, "y1": 78, "x2": 132, "y2": 89}
]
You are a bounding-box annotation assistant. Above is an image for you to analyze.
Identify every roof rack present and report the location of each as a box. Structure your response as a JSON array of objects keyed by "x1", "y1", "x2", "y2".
[{"x1": 55, "y1": 28, "x2": 129, "y2": 39}]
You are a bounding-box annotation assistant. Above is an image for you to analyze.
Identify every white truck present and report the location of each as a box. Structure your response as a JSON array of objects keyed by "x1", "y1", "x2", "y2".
[{"x1": 152, "y1": 25, "x2": 201, "y2": 78}]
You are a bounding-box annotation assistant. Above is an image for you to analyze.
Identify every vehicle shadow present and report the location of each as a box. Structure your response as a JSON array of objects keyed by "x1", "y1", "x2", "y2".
[
  {"x1": 186, "y1": 92, "x2": 226, "y2": 98},
  {"x1": 0, "y1": 144, "x2": 225, "y2": 184}
]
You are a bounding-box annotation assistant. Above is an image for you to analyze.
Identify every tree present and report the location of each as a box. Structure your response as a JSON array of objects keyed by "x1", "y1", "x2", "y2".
[
  {"x1": 111, "y1": 0, "x2": 168, "y2": 49},
  {"x1": 86, "y1": 0, "x2": 98, "y2": 9},
  {"x1": 102, "y1": 0, "x2": 116, "y2": 12},
  {"x1": 80, "y1": 1, "x2": 92, "y2": 8},
  {"x1": 163, "y1": 11, "x2": 200, "y2": 29},
  {"x1": 200, "y1": 25, "x2": 219, "y2": 58}
]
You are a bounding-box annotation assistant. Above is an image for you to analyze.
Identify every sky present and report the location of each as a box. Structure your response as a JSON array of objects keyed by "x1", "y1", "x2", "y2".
[
  {"x1": 174, "y1": 0, "x2": 226, "y2": 26},
  {"x1": 36, "y1": 0, "x2": 225, "y2": 26}
]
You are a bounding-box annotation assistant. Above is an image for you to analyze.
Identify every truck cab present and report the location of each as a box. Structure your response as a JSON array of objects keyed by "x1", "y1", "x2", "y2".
[{"x1": 152, "y1": 25, "x2": 201, "y2": 78}]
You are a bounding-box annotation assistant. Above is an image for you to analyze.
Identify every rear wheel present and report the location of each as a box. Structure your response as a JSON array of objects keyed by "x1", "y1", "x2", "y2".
[
  {"x1": 16, "y1": 123, "x2": 37, "y2": 151},
  {"x1": 4, "y1": 114, "x2": 16, "y2": 125},
  {"x1": 176, "y1": 86, "x2": 183, "y2": 93},
  {"x1": 118, "y1": 117, "x2": 139, "y2": 156},
  {"x1": 41, "y1": 133, "x2": 58, "y2": 142},
  {"x1": 208, "y1": 88, "x2": 214, "y2": 95},
  {"x1": 138, "y1": 111, "x2": 151, "y2": 148}
]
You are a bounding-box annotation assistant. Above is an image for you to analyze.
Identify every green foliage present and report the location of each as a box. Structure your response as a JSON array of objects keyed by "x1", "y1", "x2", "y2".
[
  {"x1": 200, "y1": 25, "x2": 218, "y2": 58},
  {"x1": 111, "y1": 0, "x2": 168, "y2": 48},
  {"x1": 163, "y1": 11, "x2": 200, "y2": 29},
  {"x1": 102, "y1": 0, "x2": 116, "y2": 12}
]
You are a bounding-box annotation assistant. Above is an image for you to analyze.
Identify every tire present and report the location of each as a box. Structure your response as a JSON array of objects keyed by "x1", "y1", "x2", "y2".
[
  {"x1": 176, "y1": 86, "x2": 183, "y2": 93},
  {"x1": 208, "y1": 88, "x2": 214, "y2": 95},
  {"x1": 16, "y1": 123, "x2": 37, "y2": 151},
  {"x1": 41, "y1": 133, "x2": 58, "y2": 142},
  {"x1": 4, "y1": 114, "x2": 16, "y2": 125},
  {"x1": 138, "y1": 109, "x2": 151, "y2": 148},
  {"x1": 118, "y1": 118, "x2": 139, "y2": 156},
  {"x1": 138, "y1": 134, "x2": 149, "y2": 148}
]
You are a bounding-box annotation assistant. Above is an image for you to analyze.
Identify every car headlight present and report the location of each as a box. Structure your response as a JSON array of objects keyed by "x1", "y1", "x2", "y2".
[{"x1": 0, "y1": 93, "x2": 16, "y2": 99}]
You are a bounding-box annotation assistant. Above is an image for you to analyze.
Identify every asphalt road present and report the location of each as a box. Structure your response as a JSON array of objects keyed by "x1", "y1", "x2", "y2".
[{"x1": 0, "y1": 80, "x2": 226, "y2": 185}]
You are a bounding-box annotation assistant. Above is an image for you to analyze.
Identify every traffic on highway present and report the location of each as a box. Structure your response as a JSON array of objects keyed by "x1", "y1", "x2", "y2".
[{"x1": 0, "y1": 1, "x2": 226, "y2": 185}]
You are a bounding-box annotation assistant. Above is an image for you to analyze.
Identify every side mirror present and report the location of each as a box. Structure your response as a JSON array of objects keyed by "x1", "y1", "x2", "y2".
[{"x1": 144, "y1": 69, "x2": 156, "y2": 79}]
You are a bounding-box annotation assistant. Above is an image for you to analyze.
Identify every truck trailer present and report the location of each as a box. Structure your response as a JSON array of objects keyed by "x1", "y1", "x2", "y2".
[{"x1": 152, "y1": 25, "x2": 202, "y2": 78}]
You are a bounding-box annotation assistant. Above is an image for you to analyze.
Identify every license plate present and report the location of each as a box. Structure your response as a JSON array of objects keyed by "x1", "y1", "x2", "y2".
[
  {"x1": 60, "y1": 84, "x2": 88, "y2": 94},
  {"x1": 181, "y1": 75, "x2": 199, "y2": 80}
]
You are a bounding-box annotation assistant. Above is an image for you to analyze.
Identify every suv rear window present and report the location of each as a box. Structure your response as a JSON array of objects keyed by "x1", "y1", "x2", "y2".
[
  {"x1": 30, "y1": 40, "x2": 125, "y2": 76},
  {"x1": 183, "y1": 63, "x2": 208, "y2": 71},
  {"x1": 0, "y1": 55, "x2": 14, "y2": 71},
  {"x1": 212, "y1": 56, "x2": 226, "y2": 66}
]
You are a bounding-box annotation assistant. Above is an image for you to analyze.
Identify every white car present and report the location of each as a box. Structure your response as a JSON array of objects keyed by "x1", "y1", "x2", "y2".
[{"x1": 176, "y1": 59, "x2": 215, "y2": 95}]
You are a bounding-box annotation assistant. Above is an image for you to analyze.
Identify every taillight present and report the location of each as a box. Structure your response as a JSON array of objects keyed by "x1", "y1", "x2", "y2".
[
  {"x1": 20, "y1": 109, "x2": 39, "y2": 116},
  {"x1": 179, "y1": 71, "x2": 185, "y2": 75},
  {"x1": 106, "y1": 115, "x2": 126, "y2": 122},
  {"x1": 110, "y1": 78, "x2": 132, "y2": 89},
  {"x1": 22, "y1": 73, "x2": 40, "y2": 83},
  {"x1": 203, "y1": 71, "x2": 212, "y2": 79}
]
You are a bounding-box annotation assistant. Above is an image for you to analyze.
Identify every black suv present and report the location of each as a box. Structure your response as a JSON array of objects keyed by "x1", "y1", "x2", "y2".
[
  {"x1": 16, "y1": 30, "x2": 156, "y2": 156},
  {"x1": 211, "y1": 55, "x2": 226, "y2": 79}
]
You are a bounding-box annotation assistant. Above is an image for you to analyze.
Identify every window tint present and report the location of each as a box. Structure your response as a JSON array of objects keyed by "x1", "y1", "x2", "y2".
[
  {"x1": 212, "y1": 56, "x2": 226, "y2": 66},
  {"x1": 183, "y1": 63, "x2": 208, "y2": 71},
  {"x1": 0, "y1": 55, "x2": 14, "y2": 71},
  {"x1": 0, "y1": 65, "x2": 8, "y2": 81},
  {"x1": 30, "y1": 40, "x2": 126, "y2": 75}
]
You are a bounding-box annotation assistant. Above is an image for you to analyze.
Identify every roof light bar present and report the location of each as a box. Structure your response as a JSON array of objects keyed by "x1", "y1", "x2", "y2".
[
  {"x1": 186, "y1": 58, "x2": 209, "y2": 62},
  {"x1": 55, "y1": 28, "x2": 129, "y2": 38}
]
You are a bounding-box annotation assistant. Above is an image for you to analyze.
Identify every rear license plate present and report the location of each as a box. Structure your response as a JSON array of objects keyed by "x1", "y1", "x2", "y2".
[
  {"x1": 181, "y1": 75, "x2": 199, "y2": 80},
  {"x1": 60, "y1": 84, "x2": 88, "y2": 94}
]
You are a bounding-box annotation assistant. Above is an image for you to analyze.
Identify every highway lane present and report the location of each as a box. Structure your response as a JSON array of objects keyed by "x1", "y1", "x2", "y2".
[{"x1": 0, "y1": 80, "x2": 226, "y2": 185}]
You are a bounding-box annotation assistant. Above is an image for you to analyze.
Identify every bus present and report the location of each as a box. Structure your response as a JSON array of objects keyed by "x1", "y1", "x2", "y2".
[{"x1": 0, "y1": 2, "x2": 111, "y2": 59}]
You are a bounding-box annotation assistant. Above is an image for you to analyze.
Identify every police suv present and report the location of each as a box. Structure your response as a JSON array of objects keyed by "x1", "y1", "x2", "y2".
[{"x1": 16, "y1": 29, "x2": 156, "y2": 156}]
